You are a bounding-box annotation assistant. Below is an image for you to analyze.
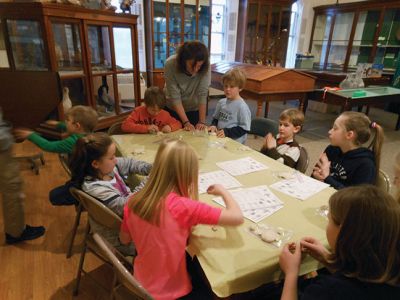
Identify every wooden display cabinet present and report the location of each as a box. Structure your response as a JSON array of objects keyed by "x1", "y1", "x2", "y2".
[
  {"x1": 0, "y1": 2, "x2": 141, "y2": 138},
  {"x1": 309, "y1": 0, "x2": 400, "y2": 74},
  {"x1": 143, "y1": 0, "x2": 211, "y2": 88},
  {"x1": 235, "y1": 0, "x2": 295, "y2": 66}
]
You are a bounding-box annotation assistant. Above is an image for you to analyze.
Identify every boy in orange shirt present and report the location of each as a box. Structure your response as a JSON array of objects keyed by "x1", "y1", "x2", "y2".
[{"x1": 121, "y1": 87, "x2": 182, "y2": 134}]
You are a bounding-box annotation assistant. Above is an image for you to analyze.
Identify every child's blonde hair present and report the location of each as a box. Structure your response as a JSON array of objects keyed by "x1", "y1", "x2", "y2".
[
  {"x1": 128, "y1": 138, "x2": 199, "y2": 225},
  {"x1": 222, "y1": 68, "x2": 247, "y2": 89},
  {"x1": 144, "y1": 86, "x2": 166, "y2": 108},
  {"x1": 65, "y1": 105, "x2": 98, "y2": 133},
  {"x1": 280, "y1": 108, "x2": 305, "y2": 128},
  {"x1": 327, "y1": 185, "x2": 400, "y2": 286},
  {"x1": 339, "y1": 111, "x2": 384, "y2": 179}
]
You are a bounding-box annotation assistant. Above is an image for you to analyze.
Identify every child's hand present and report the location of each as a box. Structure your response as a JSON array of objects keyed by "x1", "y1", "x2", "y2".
[
  {"x1": 208, "y1": 125, "x2": 217, "y2": 133},
  {"x1": 183, "y1": 122, "x2": 195, "y2": 131},
  {"x1": 279, "y1": 242, "x2": 302, "y2": 276},
  {"x1": 206, "y1": 184, "x2": 227, "y2": 196},
  {"x1": 216, "y1": 129, "x2": 225, "y2": 138},
  {"x1": 300, "y1": 237, "x2": 330, "y2": 264},
  {"x1": 13, "y1": 128, "x2": 33, "y2": 140},
  {"x1": 265, "y1": 133, "x2": 276, "y2": 149},
  {"x1": 147, "y1": 125, "x2": 159, "y2": 134},
  {"x1": 314, "y1": 153, "x2": 330, "y2": 180},
  {"x1": 45, "y1": 120, "x2": 59, "y2": 126},
  {"x1": 161, "y1": 125, "x2": 171, "y2": 133}
]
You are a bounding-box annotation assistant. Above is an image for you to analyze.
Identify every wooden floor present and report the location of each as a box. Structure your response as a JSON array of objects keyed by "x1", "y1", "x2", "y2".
[{"x1": 0, "y1": 141, "x2": 113, "y2": 299}]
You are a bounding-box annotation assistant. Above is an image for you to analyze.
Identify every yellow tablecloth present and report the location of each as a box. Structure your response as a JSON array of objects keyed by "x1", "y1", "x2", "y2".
[{"x1": 112, "y1": 131, "x2": 335, "y2": 297}]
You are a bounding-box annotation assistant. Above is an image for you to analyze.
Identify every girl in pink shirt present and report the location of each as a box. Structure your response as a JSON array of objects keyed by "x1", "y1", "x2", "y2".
[{"x1": 120, "y1": 138, "x2": 244, "y2": 300}]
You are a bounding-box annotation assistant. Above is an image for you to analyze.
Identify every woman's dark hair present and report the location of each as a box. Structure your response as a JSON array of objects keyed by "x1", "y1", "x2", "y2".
[
  {"x1": 176, "y1": 41, "x2": 209, "y2": 75},
  {"x1": 327, "y1": 185, "x2": 400, "y2": 286},
  {"x1": 69, "y1": 132, "x2": 113, "y2": 186}
]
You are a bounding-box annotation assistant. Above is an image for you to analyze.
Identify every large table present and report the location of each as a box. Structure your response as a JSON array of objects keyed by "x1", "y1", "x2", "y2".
[{"x1": 112, "y1": 131, "x2": 336, "y2": 298}]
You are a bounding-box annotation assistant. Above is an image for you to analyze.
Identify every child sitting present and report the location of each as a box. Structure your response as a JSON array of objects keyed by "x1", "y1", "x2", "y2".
[
  {"x1": 279, "y1": 185, "x2": 400, "y2": 299},
  {"x1": 208, "y1": 68, "x2": 251, "y2": 144},
  {"x1": 69, "y1": 132, "x2": 152, "y2": 255},
  {"x1": 119, "y1": 138, "x2": 243, "y2": 299},
  {"x1": 312, "y1": 111, "x2": 384, "y2": 189},
  {"x1": 260, "y1": 108, "x2": 304, "y2": 168},
  {"x1": 14, "y1": 105, "x2": 98, "y2": 154},
  {"x1": 121, "y1": 86, "x2": 182, "y2": 134}
]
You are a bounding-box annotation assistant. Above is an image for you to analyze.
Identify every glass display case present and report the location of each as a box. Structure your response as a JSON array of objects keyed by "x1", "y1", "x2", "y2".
[
  {"x1": 236, "y1": 0, "x2": 294, "y2": 66},
  {"x1": 144, "y1": 0, "x2": 211, "y2": 88},
  {"x1": 0, "y1": 2, "x2": 141, "y2": 137},
  {"x1": 310, "y1": 0, "x2": 400, "y2": 73}
]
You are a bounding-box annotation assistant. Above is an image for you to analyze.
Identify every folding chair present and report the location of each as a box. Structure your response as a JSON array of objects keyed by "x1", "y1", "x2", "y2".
[
  {"x1": 295, "y1": 146, "x2": 309, "y2": 174},
  {"x1": 69, "y1": 187, "x2": 131, "y2": 296},
  {"x1": 93, "y1": 233, "x2": 154, "y2": 300},
  {"x1": 377, "y1": 169, "x2": 391, "y2": 192},
  {"x1": 250, "y1": 117, "x2": 279, "y2": 138}
]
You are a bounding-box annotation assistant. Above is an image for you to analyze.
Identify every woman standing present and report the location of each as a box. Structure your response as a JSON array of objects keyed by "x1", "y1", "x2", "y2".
[{"x1": 164, "y1": 41, "x2": 210, "y2": 131}]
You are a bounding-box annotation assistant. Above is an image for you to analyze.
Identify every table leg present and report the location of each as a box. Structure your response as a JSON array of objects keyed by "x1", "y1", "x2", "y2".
[
  {"x1": 264, "y1": 101, "x2": 270, "y2": 118},
  {"x1": 256, "y1": 100, "x2": 263, "y2": 117},
  {"x1": 299, "y1": 93, "x2": 307, "y2": 114},
  {"x1": 396, "y1": 113, "x2": 400, "y2": 131}
]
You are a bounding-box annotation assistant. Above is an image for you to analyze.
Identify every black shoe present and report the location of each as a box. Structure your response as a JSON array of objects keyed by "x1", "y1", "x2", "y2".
[{"x1": 5, "y1": 225, "x2": 45, "y2": 244}]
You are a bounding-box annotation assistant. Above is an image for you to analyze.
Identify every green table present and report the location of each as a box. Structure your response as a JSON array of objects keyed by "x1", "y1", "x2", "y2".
[{"x1": 112, "y1": 131, "x2": 336, "y2": 297}]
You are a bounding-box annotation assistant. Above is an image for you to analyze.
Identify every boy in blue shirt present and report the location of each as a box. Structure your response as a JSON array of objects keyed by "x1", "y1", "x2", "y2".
[{"x1": 208, "y1": 68, "x2": 251, "y2": 144}]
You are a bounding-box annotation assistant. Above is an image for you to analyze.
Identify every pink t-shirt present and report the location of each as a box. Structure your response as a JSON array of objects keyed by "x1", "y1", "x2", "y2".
[{"x1": 121, "y1": 192, "x2": 222, "y2": 300}]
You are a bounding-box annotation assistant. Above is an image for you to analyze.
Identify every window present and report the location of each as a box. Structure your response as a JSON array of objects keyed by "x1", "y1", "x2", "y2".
[
  {"x1": 285, "y1": 2, "x2": 300, "y2": 68},
  {"x1": 210, "y1": 0, "x2": 226, "y2": 63}
]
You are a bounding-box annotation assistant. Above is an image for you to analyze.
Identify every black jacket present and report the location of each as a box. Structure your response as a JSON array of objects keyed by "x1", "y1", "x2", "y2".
[{"x1": 323, "y1": 145, "x2": 376, "y2": 189}]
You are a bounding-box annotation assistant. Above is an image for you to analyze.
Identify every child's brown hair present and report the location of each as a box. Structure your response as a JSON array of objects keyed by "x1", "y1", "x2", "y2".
[
  {"x1": 65, "y1": 105, "x2": 98, "y2": 133},
  {"x1": 222, "y1": 68, "x2": 247, "y2": 89},
  {"x1": 339, "y1": 111, "x2": 384, "y2": 179},
  {"x1": 280, "y1": 108, "x2": 305, "y2": 128},
  {"x1": 143, "y1": 86, "x2": 166, "y2": 108},
  {"x1": 327, "y1": 185, "x2": 400, "y2": 285}
]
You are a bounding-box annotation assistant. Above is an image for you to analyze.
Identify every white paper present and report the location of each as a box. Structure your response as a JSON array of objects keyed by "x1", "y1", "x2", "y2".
[
  {"x1": 270, "y1": 173, "x2": 330, "y2": 200},
  {"x1": 216, "y1": 157, "x2": 268, "y2": 176},
  {"x1": 198, "y1": 170, "x2": 242, "y2": 194},
  {"x1": 213, "y1": 185, "x2": 283, "y2": 223}
]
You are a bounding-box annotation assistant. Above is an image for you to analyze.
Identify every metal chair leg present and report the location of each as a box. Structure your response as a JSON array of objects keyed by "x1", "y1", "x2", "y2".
[
  {"x1": 66, "y1": 203, "x2": 84, "y2": 258},
  {"x1": 73, "y1": 222, "x2": 90, "y2": 296}
]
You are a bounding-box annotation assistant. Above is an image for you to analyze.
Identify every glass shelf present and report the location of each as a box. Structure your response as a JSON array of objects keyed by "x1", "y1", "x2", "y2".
[{"x1": 7, "y1": 20, "x2": 48, "y2": 71}]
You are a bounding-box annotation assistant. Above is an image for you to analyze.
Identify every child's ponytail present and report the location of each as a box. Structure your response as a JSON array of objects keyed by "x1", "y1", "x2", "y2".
[
  {"x1": 69, "y1": 132, "x2": 113, "y2": 186},
  {"x1": 368, "y1": 122, "x2": 384, "y2": 179}
]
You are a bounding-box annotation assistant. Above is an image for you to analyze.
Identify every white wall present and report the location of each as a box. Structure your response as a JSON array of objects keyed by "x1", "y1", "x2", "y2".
[{"x1": 297, "y1": 0, "x2": 368, "y2": 54}]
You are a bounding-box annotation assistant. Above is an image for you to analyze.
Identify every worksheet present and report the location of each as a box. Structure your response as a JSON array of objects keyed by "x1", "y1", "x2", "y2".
[
  {"x1": 216, "y1": 157, "x2": 268, "y2": 176},
  {"x1": 270, "y1": 173, "x2": 330, "y2": 200},
  {"x1": 213, "y1": 185, "x2": 283, "y2": 223},
  {"x1": 198, "y1": 170, "x2": 242, "y2": 194}
]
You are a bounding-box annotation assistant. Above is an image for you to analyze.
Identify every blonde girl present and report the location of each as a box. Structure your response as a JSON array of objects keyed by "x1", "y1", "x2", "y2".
[
  {"x1": 279, "y1": 185, "x2": 400, "y2": 300},
  {"x1": 69, "y1": 132, "x2": 151, "y2": 255},
  {"x1": 313, "y1": 111, "x2": 384, "y2": 189},
  {"x1": 119, "y1": 138, "x2": 243, "y2": 300}
]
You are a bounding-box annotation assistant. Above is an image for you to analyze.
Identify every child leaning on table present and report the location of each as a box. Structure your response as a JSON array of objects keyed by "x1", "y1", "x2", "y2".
[
  {"x1": 69, "y1": 132, "x2": 152, "y2": 255},
  {"x1": 279, "y1": 185, "x2": 400, "y2": 300},
  {"x1": 121, "y1": 86, "x2": 182, "y2": 134},
  {"x1": 208, "y1": 68, "x2": 251, "y2": 144},
  {"x1": 312, "y1": 111, "x2": 384, "y2": 189},
  {"x1": 260, "y1": 108, "x2": 304, "y2": 168},
  {"x1": 119, "y1": 138, "x2": 244, "y2": 299},
  {"x1": 14, "y1": 105, "x2": 98, "y2": 154}
]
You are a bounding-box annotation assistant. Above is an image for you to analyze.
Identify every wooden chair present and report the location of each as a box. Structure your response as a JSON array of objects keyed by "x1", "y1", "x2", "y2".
[
  {"x1": 377, "y1": 169, "x2": 391, "y2": 192},
  {"x1": 69, "y1": 187, "x2": 130, "y2": 296},
  {"x1": 93, "y1": 233, "x2": 154, "y2": 300},
  {"x1": 108, "y1": 122, "x2": 126, "y2": 135},
  {"x1": 295, "y1": 146, "x2": 309, "y2": 174},
  {"x1": 58, "y1": 153, "x2": 71, "y2": 177},
  {"x1": 250, "y1": 117, "x2": 279, "y2": 138}
]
